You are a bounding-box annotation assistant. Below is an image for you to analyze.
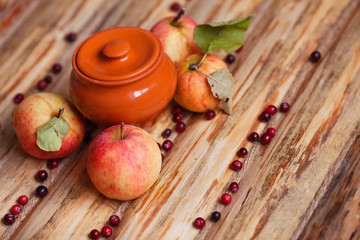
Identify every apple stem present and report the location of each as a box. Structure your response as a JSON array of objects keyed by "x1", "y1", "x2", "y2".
[
  {"x1": 120, "y1": 122, "x2": 125, "y2": 140},
  {"x1": 197, "y1": 53, "x2": 208, "y2": 68},
  {"x1": 57, "y1": 107, "x2": 64, "y2": 118},
  {"x1": 171, "y1": 8, "x2": 185, "y2": 26}
]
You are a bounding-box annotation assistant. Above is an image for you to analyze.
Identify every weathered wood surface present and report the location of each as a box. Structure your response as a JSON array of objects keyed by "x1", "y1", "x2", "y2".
[{"x1": 1, "y1": 0, "x2": 360, "y2": 239}]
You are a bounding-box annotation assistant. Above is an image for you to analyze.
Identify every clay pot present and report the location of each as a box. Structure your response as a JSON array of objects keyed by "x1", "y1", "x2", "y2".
[{"x1": 69, "y1": 27, "x2": 177, "y2": 128}]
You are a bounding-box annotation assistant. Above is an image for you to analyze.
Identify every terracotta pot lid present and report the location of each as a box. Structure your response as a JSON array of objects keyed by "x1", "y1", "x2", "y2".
[{"x1": 76, "y1": 27, "x2": 160, "y2": 81}]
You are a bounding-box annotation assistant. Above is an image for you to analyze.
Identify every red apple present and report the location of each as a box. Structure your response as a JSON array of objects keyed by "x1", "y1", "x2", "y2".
[
  {"x1": 13, "y1": 92, "x2": 85, "y2": 159},
  {"x1": 174, "y1": 53, "x2": 228, "y2": 112},
  {"x1": 87, "y1": 124, "x2": 161, "y2": 201},
  {"x1": 150, "y1": 15, "x2": 202, "y2": 64}
]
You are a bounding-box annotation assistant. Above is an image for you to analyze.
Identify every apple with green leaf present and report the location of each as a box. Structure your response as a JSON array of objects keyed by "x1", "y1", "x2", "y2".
[
  {"x1": 174, "y1": 15, "x2": 254, "y2": 114},
  {"x1": 86, "y1": 123, "x2": 161, "y2": 201},
  {"x1": 13, "y1": 92, "x2": 85, "y2": 159},
  {"x1": 150, "y1": 9, "x2": 202, "y2": 64}
]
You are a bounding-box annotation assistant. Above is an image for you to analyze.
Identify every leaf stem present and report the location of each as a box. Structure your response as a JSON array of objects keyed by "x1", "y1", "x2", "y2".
[
  {"x1": 57, "y1": 107, "x2": 64, "y2": 118},
  {"x1": 120, "y1": 122, "x2": 125, "y2": 140},
  {"x1": 171, "y1": 8, "x2": 185, "y2": 26},
  {"x1": 196, "y1": 69, "x2": 227, "y2": 88}
]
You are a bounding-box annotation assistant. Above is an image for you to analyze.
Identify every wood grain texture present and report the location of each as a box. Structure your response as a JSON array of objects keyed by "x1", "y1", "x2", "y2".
[{"x1": 0, "y1": 0, "x2": 360, "y2": 239}]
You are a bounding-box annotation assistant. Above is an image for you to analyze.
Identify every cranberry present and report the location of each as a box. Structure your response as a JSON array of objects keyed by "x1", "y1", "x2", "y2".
[
  {"x1": 261, "y1": 133, "x2": 271, "y2": 145},
  {"x1": 36, "y1": 185, "x2": 48, "y2": 197},
  {"x1": 266, "y1": 105, "x2": 277, "y2": 115},
  {"x1": 36, "y1": 170, "x2": 48, "y2": 182},
  {"x1": 175, "y1": 121, "x2": 186, "y2": 133},
  {"x1": 236, "y1": 46, "x2": 243, "y2": 53},
  {"x1": 162, "y1": 140, "x2": 173, "y2": 151},
  {"x1": 65, "y1": 32, "x2": 77, "y2": 42},
  {"x1": 211, "y1": 211, "x2": 221, "y2": 222},
  {"x1": 101, "y1": 226, "x2": 112, "y2": 238},
  {"x1": 280, "y1": 102, "x2": 290, "y2": 112},
  {"x1": 231, "y1": 160, "x2": 243, "y2": 171},
  {"x1": 18, "y1": 195, "x2": 28, "y2": 205},
  {"x1": 157, "y1": 142, "x2": 161, "y2": 149},
  {"x1": 225, "y1": 54, "x2": 235, "y2": 64},
  {"x1": 162, "y1": 129, "x2": 172, "y2": 138},
  {"x1": 109, "y1": 215, "x2": 120, "y2": 226},
  {"x1": 237, "y1": 148, "x2": 248, "y2": 158},
  {"x1": 193, "y1": 217, "x2": 205, "y2": 229},
  {"x1": 83, "y1": 131, "x2": 92, "y2": 142},
  {"x1": 260, "y1": 111, "x2": 271, "y2": 122},
  {"x1": 229, "y1": 182, "x2": 239, "y2": 193},
  {"x1": 44, "y1": 75, "x2": 52, "y2": 83},
  {"x1": 14, "y1": 93, "x2": 25, "y2": 104},
  {"x1": 172, "y1": 105, "x2": 183, "y2": 115},
  {"x1": 37, "y1": 80, "x2": 47, "y2": 90},
  {"x1": 221, "y1": 193, "x2": 232, "y2": 205},
  {"x1": 3, "y1": 214, "x2": 15, "y2": 225},
  {"x1": 267, "y1": 127, "x2": 276, "y2": 137},
  {"x1": 173, "y1": 114, "x2": 182, "y2": 122},
  {"x1": 170, "y1": 2, "x2": 181, "y2": 12},
  {"x1": 11, "y1": 205, "x2": 21, "y2": 215},
  {"x1": 205, "y1": 110, "x2": 216, "y2": 120},
  {"x1": 310, "y1": 51, "x2": 321, "y2": 63},
  {"x1": 48, "y1": 159, "x2": 59, "y2": 169},
  {"x1": 90, "y1": 229, "x2": 100, "y2": 239},
  {"x1": 161, "y1": 153, "x2": 164, "y2": 161},
  {"x1": 52, "y1": 63, "x2": 62, "y2": 74},
  {"x1": 248, "y1": 132, "x2": 259, "y2": 142}
]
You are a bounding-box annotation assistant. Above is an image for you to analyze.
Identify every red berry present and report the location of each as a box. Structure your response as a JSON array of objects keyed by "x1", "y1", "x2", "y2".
[
  {"x1": 237, "y1": 148, "x2": 248, "y2": 157},
  {"x1": 193, "y1": 217, "x2": 205, "y2": 229},
  {"x1": 83, "y1": 131, "x2": 92, "y2": 142},
  {"x1": 280, "y1": 102, "x2": 290, "y2": 112},
  {"x1": 172, "y1": 105, "x2": 183, "y2": 115},
  {"x1": 109, "y1": 215, "x2": 120, "y2": 226},
  {"x1": 44, "y1": 75, "x2": 52, "y2": 83},
  {"x1": 162, "y1": 140, "x2": 173, "y2": 151},
  {"x1": 260, "y1": 111, "x2": 271, "y2": 122},
  {"x1": 14, "y1": 93, "x2": 25, "y2": 104},
  {"x1": 261, "y1": 133, "x2": 271, "y2": 145},
  {"x1": 3, "y1": 214, "x2": 15, "y2": 225},
  {"x1": 229, "y1": 182, "x2": 239, "y2": 193},
  {"x1": 267, "y1": 127, "x2": 276, "y2": 137},
  {"x1": 161, "y1": 153, "x2": 164, "y2": 161},
  {"x1": 18, "y1": 195, "x2": 28, "y2": 205},
  {"x1": 225, "y1": 54, "x2": 235, "y2": 64},
  {"x1": 90, "y1": 229, "x2": 100, "y2": 239},
  {"x1": 157, "y1": 142, "x2": 161, "y2": 149},
  {"x1": 170, "y1": 2, "x2": 181, "y2": 12},
  {"x1": 236, "y1": 46, "x2": 243, "y2": 53},
  {"x1": 48, "y1": 159, "x2": 59, "y2": 169},
  {"x1": 162, "y1": 129, "x2": 172, "y2": 138},
  {"x1": 205, "y1": 110, "x2": 216, "y2": 120},
  {"x1": 173, "y1": 114, "x2": 182, "y2": 122},
  {"x1": 231, "y1": 160, "x2": 243, "y2": 171},
  {"x1": 36, "y1": 170, "x2": 48, "y2": 182},
  {"x1": 248, "y1": 132, "x2": 259, "y2": 142},
  {"x1": 36, "y1": 185, "x2": 48, "y2": 197},
  {"x1": 37, "y1": 80, "x2": 47, "y2": 90},
  {"x1": 11, "y1": 205, "x2": 21, "y2": 215},
  {"x1": 266, "y1": 105, "x2": 277, "y2": 115},
  {"x1": 65, "y1": 32, "x2": 77, "y2": 42},
  {"x1": 101, "y1": 226, "x2": 112, "y2": 238},
  {"x1": 52, "y1": 63, "x2": 62, "y2": 74},
  {"x1": 221, "y1": 193, "x2": 232, "y2": 205},
  {"x1": 211, "y1": 211, "x2": 221, "y2": 222},
  {"x1": 175, "y1": 121, "x2": 186, "y2": 133},
  {"x1": 310, "y1": 51, "x2": 321, "y2": 63}
]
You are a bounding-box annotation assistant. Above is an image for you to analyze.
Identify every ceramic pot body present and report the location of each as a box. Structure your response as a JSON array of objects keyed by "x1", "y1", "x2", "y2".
[{"x1": 69, "y1": 27, "x2": 177, "y2": 128}]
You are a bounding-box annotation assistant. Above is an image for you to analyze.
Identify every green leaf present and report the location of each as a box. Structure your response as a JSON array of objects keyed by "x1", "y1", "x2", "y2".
[
  {"x1": 36, "y1": 115, "x2": 69, "y2": 152},
  {"x1": 193, "y1": 15, "x2": 254, "y2": 53},
  {"x1": 206, "y1": 68, "x2": 235, "y2": 114}
]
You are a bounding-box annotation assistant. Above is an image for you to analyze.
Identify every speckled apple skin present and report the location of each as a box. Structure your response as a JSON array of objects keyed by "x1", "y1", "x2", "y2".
[
  {"x1": 13, "y1": 92, "x2": 85, "y2": 159},
  {"x1": 174, "y1": 54, "x2": 228, "y2": 112},
  {"x1": 87, "y1": 124, "x2": 162, "y2": 201},
  {"x1": 150, "y1": 16, "x2": 202, "y2": 64}
]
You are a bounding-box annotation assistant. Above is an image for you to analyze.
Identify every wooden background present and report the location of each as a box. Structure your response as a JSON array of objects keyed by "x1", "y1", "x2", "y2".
[{"x1": 1, "y1": 0, "x2": 360, "y2": 239}]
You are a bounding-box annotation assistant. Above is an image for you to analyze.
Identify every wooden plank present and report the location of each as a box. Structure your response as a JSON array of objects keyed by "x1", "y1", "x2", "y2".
[{"x1": 0, "y1": 0, "x2": 359, "y2": 239}]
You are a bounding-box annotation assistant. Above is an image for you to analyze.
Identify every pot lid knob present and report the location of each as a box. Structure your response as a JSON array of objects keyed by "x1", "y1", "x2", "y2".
[{"x1": 102, "y1": 39, "x2": 131, "y2": 59}]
